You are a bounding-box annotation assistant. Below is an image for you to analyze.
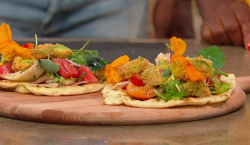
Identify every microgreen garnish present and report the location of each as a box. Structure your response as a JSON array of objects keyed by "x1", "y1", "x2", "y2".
[
  {"x1": 67, "y1": 40, "x2": 109, "y2": 71},
  {"x1": 214, "y1": 70, "x2": 228, "y2": 77},
  {"x1": 77, "y1": 72, "x2": 87, "y2": 82},
  {"x1": 209, "y1": 77, "x2": 230, "y2": 94},
  {"x1": 35, "y1": 34, "x2": 38, "y2": 48},
  {"x1": 155, "y1": 79, "x2": 186, "y2": 101}
]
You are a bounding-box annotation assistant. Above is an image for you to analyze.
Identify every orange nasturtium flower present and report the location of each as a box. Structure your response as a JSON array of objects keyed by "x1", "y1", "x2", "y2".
[
  {"x1": 168, "y1": 36, "x2": 205, "y2": 81},
  {"x1": 170, "y1": 36, "x2": 186, "y2": 55},
  {"x1": 0, "y1": 23, "x2": 33, "y2": 65},
  {"x1": 105, "y1": 55, "x2": 130, "y2": 83},
  {"x1": 184, "y1": 62, "x2": 205, "y2": 81}
]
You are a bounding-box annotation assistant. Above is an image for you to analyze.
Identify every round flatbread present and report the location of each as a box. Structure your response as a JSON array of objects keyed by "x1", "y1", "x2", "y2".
[
  {"x1": 0, "y1": 80, "x2": 106, "y2": 96},
  {"x1": 102, "y1": 74, "x2": 236, "y2": 108}
]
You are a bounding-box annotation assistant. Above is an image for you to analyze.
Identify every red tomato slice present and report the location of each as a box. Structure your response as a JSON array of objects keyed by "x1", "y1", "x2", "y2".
[
  {"x1": 78, "y1": 65, "x2": 99, "y2": 84},
  {"x1": 53, "y1": 58, "x2": 80, "y2": 79},
  {"x1": 0, "y1": 63, "x2": 14, "y2": 79},
  {"x1": 131, "y1": 74, "x2": 145, "y2": 87}
]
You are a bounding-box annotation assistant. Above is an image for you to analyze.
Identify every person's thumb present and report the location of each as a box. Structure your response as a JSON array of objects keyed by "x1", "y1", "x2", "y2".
[{"x1": 234, "y1": 1, "x2": 250, "y2": 49}]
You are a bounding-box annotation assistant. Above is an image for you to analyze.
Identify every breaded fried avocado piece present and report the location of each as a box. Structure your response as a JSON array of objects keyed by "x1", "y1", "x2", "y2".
[
  {"x1": 93, "y1": 67, "x2": 106, "y2": 81},
  {"x1": 140, "y1": 65, "x2": 168, "y2": 86},
  {"x1": 11, "y1": 56, "x2": 35, "y2": 72},
  {"x1": 187, "y1": 56, "x2": 215, "y2": 79},
  {"x1": 31, "y1": 43, "x2": 54, "y2": 59},
  {"x1": 31, "y1": 43, "x2": 73, "y2": 59},
  {"x1": 52, "y1": 43, "x2": 73, "y2": 58},
  {"x1": 118, "y1": 56, "x2": 151, "y2": 80},
  {"x1": 183, "y1": 81, "x2": 211, "y2": 97}
]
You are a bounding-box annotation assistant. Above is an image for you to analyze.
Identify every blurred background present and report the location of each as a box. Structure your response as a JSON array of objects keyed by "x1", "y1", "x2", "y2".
[{"x1": 148, "y1": 0, "x2": 201, "y2": 39}]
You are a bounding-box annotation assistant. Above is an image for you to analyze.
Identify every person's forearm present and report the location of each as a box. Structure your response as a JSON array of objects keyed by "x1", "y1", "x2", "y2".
[
  {"x1": 195, "y1": 0, "x2": 235, "y2": 20},
  {"x1": 153, "y1": 0, "x2": 175, "y2": 38}
]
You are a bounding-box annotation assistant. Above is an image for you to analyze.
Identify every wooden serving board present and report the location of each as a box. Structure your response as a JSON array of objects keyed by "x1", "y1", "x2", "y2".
[{"x1": 0, "y1": 83, "x2": 246, "y2": 125}]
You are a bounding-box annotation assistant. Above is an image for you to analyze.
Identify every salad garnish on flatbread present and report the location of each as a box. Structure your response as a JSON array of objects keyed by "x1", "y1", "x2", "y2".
[
  {"x1": 102, "y1": 37, "x2": 235, "y2": 108},
  {"x1": 0, "y1": 23, "x2": 108, "y2": 96}
]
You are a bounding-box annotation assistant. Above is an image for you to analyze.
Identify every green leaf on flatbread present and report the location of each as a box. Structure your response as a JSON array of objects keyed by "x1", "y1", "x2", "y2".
[
  {"x1": 197, "y1": 46, "x2": 225, "y2": 69},
  {"x1": 38, "y1": 59, "x2": 60, "y2": 73}
]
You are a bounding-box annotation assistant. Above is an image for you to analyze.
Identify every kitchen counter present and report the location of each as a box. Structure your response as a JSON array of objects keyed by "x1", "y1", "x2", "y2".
[{"x1": 0, "y1": 38, "x2": 249, "y2": 145}]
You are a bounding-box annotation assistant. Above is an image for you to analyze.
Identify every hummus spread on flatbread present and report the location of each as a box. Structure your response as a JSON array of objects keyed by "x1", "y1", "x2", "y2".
[{"x1": 102, "y1": 37, "x2": 235, "y2": 108}]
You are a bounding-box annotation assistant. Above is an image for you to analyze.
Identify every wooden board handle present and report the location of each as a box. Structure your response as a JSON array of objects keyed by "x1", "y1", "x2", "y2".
[{"x1": 236, "y1": 76, "x2": 250, "y2": 93}]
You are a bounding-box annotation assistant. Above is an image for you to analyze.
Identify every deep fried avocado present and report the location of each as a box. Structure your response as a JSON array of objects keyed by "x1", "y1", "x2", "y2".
[
  {"x1": 140, "y1": 65, "x2": 168, "y2": 86},
  {"x1": 118, "y1": 56, "x2": 151, "y2": 80},
  {"x1": 183, "y1": 80, "x2": 211, "y2": 97},
  {"x1": 187, "y1": 56, "x2": 215, "y2": 79}
]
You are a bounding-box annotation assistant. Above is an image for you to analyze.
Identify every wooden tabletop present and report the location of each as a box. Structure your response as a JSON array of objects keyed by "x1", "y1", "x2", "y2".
[{"x1": 0, "y1": 38, "x2": 249, "y2": 145}]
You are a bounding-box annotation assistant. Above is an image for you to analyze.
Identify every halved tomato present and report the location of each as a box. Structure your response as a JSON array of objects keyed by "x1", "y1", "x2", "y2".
[
  {"x1": 0, "y1": 62, "x2": 14, "y2": 79},
  {"x1": 126, "y1": 82, "x2": 155, "y2": 100},
  {"x1": 0, "y1": 62, "x2": 14, "y2": 74},
  {"x1": 53, "y1": 58, "x2": 80, "y2": 79},
  {"x1": 131, "y1": 74, "x2": 145, "y2": 87},
  {"x1": 77, "y1": 65, "x2": 99, "y2": 84}
]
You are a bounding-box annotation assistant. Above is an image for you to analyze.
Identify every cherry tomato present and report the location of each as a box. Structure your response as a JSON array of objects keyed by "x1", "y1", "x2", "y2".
[
  {"x1": 131, "y1": 74, "x2": 145, "y2": 87},
  {"x1": 208, "y1": 75, "x2": 221, "y2": 85},
  {"x1": 0, "y1": 63, "x2": 14, "y2": 79},
  {"x1": 126, "y1": 82, "x2": 155, "y2": 100},
  {"x1": 78, "y1": 65, "x2": 99, "y2": 84},
  {"x1": 53, "y1": 58, "x2": 80, "y2": 79}
]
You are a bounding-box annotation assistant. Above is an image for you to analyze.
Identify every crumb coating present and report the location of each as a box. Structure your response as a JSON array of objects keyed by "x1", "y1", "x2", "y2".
[{"x1": 118, "y1": 56, "x2": 151, "y2": 80}]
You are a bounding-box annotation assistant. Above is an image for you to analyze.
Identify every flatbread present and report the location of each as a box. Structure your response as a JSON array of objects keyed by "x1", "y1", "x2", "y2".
[
  {"x1": 0, "y1": 80, "x2": 106, "y2": 96},
  {"x1": 102, "y1": 74, "x2": 236, "y2": 108}
]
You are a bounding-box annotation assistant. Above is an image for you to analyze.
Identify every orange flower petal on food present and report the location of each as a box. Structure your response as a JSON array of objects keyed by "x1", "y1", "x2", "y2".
[
  {"x1": 0, "y1": 23, "x2": 33, "y2": 64},
  {"x1": 105, "y1": 55, "x2": 130, "y2": 83},
  {"x1": 185, "y1": 63, "x2": 205, "y2": 81},
  {"x1": 171, "y1": 54, "x2": 187, "y2": 80},
  {"x1": 170, "y1": 36, "x2": 186, "y2": 55},
  {"x1": 111, "y1": 55, "x2": 130, "y2": 67},
  {"x1": 22, "y1": 43, "x2": 34, "y2": 49}
]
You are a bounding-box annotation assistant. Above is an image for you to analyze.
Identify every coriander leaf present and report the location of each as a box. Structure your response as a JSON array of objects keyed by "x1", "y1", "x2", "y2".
[
  {"x1": 161, "y1": 69, "x2": 172, "y2": 80},
  {"x1": 214, "y1": 70, "x2": 228, "y2": 77},
  {"x1": 197, "y1": 46, "x2": 225, "y2": 69},
  {"x1": 38, "y1": 59, "x2": 60, "y2": 73},
  {"x1": 156, "y1": 80, "x2": 187, "y2": 101}
]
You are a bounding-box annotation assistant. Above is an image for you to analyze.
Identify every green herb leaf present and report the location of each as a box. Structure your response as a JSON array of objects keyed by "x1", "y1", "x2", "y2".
[
  {"x1": 155, "y1": 80, "x2": 187, "y2": 101},
  {"x1": 86, "y1": 54, "x2": 109, "y2": 71},
  {"x1": 67, "y1": 52, "x2": 87, "y2": 65},
  {"x1": 161, "y1": 69, "x2": 172, "y2": 80},
  {"x1": 197, "y1": 46, "x2": 225, "y2": 69},
  {"x1": 214, "y1": 70, "x2": 228, "y2": 77},
  {"x1": 210, "y1": 77, "x2": 230, "y2": 94},
  {"x1": 38, "y1": 59, "x2": 60, "y2": 73}
]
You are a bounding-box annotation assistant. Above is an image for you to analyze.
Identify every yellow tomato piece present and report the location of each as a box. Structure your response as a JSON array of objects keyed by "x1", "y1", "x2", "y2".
[{"x1": 126, "y1": 82, "x2": 156, "y2": 100}]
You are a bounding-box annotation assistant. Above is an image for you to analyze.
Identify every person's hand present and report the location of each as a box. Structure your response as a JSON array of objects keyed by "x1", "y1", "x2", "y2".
[{"x1": 197, "y1": 1, "x2": 250, "y2": 49}]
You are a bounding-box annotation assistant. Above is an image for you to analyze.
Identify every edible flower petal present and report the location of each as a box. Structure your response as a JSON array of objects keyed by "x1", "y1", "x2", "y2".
[
  {"x1": 170, "y1": 36, "x2": 186, "y2": 55},
  {"x1": 0, "y1": 23, "x2": 33, "y2": 65},
  {"x1": 171, "y1": 54, "x2": 187, "y2": 80},
  {"x1": 105, "y1": 55, "x2": 130, "y2": 83},
  {"x1": 184, "y1": 62, "x2": 205, "y2": 81}
]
